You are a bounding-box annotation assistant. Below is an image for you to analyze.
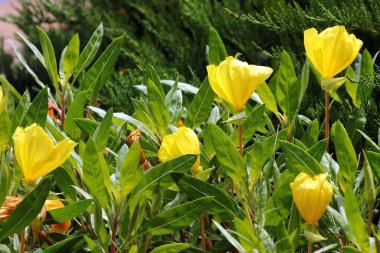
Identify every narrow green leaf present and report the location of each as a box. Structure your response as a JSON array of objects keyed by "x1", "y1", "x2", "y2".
[
  {"x1": 119, "y1": 142, "x2": 142, "y2": 199},
  {"x1": 357, "y1": 130, "x2": 380, "y2": 152},
  {"x1": 168, "y1": 90, "x2": 183, "y2": 125},
  {"x1": 21, "y1": 87, "x2": 48, "y2": 127},
  {"x1": 213, "y1": 220, "x2": 246, "y2": 253},
  {"x1": 0, "y1": 176, "x2": 52, "y2": 241},
  {"x1": 145, "y1": 64, "x2": 165, "y2": 96},
  {"x1": 256, "y1": 82, "x2": 278, "y2": 114},
  {"x1": 346, "y1": 108, "x2": 366, "y2": 146},
  {"x1": 63, "y1": 33, "x2": 80, "y2": 82},
  {"x1": 82, "y1": 138, "x2": 109, "y2": 209},
  {"x1": 10, "y1": 90, "x2": 30, "y2": 133},
  {"x1": 208, "y1": 26, "x2": 228, "y2": 65},
  {"x1": 46, "y1": 199, "x2": 92, "y2": 223},
  {"x1": 64, "y1": 91, "x2": 88, "y2": 141},
  {"x1": 300, "y1": 119, "x2": 320, "y2": 148},
  {"x1": 94, "y1": 109, "x2": 113, "y2": 153},
  {"x1": 44, "y1": 235, "x2": 86, "y2": 253},
  {"x1": 172, "y1": 173, "x2": 239, "y2": 217},
  {"x1": 345, "y1": 66, "x2": 360, "y2": 107},
  {"x1": 367, "y1": 151, "x2": 380, "y2": 181},
  {"x1": 0, "y1": 76, "x2": 22, "y2": 101},
  {"x1": 231, "y1": 104, "x2": 265, "y2": 146},
  {"x1": 0, "y1": 111, "x2": 10, "y2": 152},
  {"x1": 140, "y1": 197, "x2": 213, "y2": 235},
  {"x1": 37, "y1": 27, "x2": 58, "y2": 90},
  {"x1": 205, "y1": 124, "x2": 248, "y2": 193},
  {"x1": 73, "y1": 23, "x2": 103, "y2": 82},
  {"x1": 0, "y1": 160, "x2": 11, "y2": 208},
  {"x1": 17, "y1": 32, "x2": 45, "y2": 67},
  {"x1": 130, "y1": 155, "x2": 197, "y2": 200},
  {"x1": 147, "y1": 79, "x2": 170, "y2": 134},
  {"x1": 275, "y1": 51, "x2": 300, "y2": 126},
  {"x1": 52, "y1": 168, "x2": 77, "y2": 202},
  {"x1": 345, "y1": 188, "x2": 369, "y2": 251},
  {"x1": 307, "y1": 139, "x2": 327, "y2": 163},
  {"x1": 150, "y1": 243, "x2": 191, "y2": 253},
  {"x1": 280, "y1": 140, "x2": 324, "y2": 175},
  {"x1": 363, "y1": 152, "x2": 375, "y2": 211},
  {"x1": 186, "y1": 78, "x2": 215, "y2": 129},
  {"x1": 333, "y1": 121, "x2": 358, "y2": 192}
]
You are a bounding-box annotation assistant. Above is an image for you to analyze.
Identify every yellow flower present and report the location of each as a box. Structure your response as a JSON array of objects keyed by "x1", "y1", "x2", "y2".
[
  {"x1": 13, "y1": 123, "x2": 77, "y2": 185},
  {"x1": 207, "y1": 56, "x2": 273, "y2": 112},
  {"x1": 304, "y1": 26, "x2": 363, "y2": 79},
  {"x1": 158, "y1": 126, "x2": 202, "y2": 174},
  {"x1": 290, "y1": 172, "x2": 333, "y2": 225},
  {"x1": 45, "y1": 200, "x2": 71, "y2": 233}
]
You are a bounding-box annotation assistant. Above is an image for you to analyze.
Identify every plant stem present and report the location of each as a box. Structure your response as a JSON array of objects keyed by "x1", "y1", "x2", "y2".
[
  {"x1": 38, "y1": 229, "x2": 53, "y2": 246},
  {"x1": 308, "y1": 240, "x2": 313, "y2": 253},
  {"x1": 368, "y1": 208, "x2": 373, "y2": 236},
  {"x1": 61, "y1": 91, "x2": 66, "y2": 126},
  {"x1": 20, "y1": 227, "x2": 26, "y2": 253},
  {"x1": 325, "y1": 91, "x2": 330, "y2": 153},
  {"x1": 143, "y1": 234, "x2": 151, "y2": 253},
  {"x1": 200, "y1": 212, "x2": 206, "y2": 250},
  {"x1": 238, "y1": 124, "x2": 243, "y2": 157},
  {"x1": 110, "y1": 219, "x2": 118, "y2": 253}
]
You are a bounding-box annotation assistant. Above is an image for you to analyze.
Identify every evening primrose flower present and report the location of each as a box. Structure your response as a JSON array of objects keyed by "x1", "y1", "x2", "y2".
[
  {"x1": 45, "y1": 200, "x2": 71, "y2": 233},
  {"x1": 290, "y1": 172, "x2": 333, "y2": 225},
  {"x1": 304, "y1": 26, "x2": 363, "y2": 79},
  {"x1": 207, "y1": 56, "x2": 273, "y2": 112},
  {"x1": 158, "y1": 126, "x2": 202, "y2": 174},
  {"x1": 13, "y1": 124, "x2": 77, "y2": 185}
]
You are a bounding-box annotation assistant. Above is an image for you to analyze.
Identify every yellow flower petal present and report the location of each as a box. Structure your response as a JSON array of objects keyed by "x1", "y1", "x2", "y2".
[
  {"x1": 12, "y1": 124, "x2": 77, "y2": 184},
  {"x1": 158, "y1": 126, "x2": 201, "y2": 172},
  {"x1": 207, "y1": 56, "x2": 273, "y2": 112},
  {"x1": 304, "y1": 26, "x2": 363, "y2": 79},
  {"x1": 291, "y1": 172, "x2": 333, "y2": 225}
]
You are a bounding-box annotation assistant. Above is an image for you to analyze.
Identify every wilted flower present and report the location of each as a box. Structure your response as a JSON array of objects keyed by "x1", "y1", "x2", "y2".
[
  {"x1": 158, "y1": 126, "x2": 202, "y2": 174},
  {"x1": 207, "y1": 56, "x2": 273, "y2": 112},
  {"x1": 304, "y1": 26, "x2": 363, "y2": 79},
  {"x1": 0, "y1": 196, "x2": 23, "y2": 220},
  {"x1": 45, "y1": 200, "x2": 71, "y2": 233},
  {"x1": 291, "y1": 172, "x2": 333, "y2": 225},
  {"x1": 13, "y1": 123, "x2": 77, "y2": 185}
]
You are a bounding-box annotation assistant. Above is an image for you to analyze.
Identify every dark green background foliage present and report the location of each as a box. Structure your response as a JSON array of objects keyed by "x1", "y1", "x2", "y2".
[{"x1": 3, "y1": 0, "x2": 380, "y2": 135}]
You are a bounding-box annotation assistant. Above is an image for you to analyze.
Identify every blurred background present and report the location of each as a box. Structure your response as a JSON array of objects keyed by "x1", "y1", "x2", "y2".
[{"x1": 0, "y1": 0, "x2": 379, "y2": 138}]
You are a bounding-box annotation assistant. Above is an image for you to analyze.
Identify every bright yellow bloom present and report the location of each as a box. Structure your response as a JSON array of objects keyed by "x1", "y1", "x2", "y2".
[
  {"x1": 207, "y1": 56, "x2": 273, "y2": 112},
  {"x1": 290, "y1": 172, "x2": 333, "y2": 225},
  {"x1": 13, "y1": 123, "x2": 77, "y2": 185},
  {"x1": 45, "y1": 200, "x2": 71, "y2": 233},
  {"x1": 304, "y1": 26, "x2": 363, "y2": 79},
  {"x1": 158, "y1": 126, "x2": 202, "y2": 174}
]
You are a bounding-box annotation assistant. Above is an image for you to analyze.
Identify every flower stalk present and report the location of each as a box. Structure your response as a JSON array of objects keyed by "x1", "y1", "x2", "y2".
[{"x1": 325, "y1": 91, "x2": 330, "y2": 152}]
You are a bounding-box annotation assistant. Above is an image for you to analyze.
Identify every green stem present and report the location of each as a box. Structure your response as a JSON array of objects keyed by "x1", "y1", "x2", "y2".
[
  {"x1": 325, "y1": 91, "x2": 330, "y2": 153},
  {"x1": 20, "y1": 227, "x2": 26, "y2": 253},
  {"x1": 143, "y1": 234, "x2": 151, "y2": 253},
  {"x1": 368, "y1": 208, "x2": 373, "y2": 236},
  {"x1": 308, "y1": 240, "x2": 313, "y2": 253},
  {"x1": 200, "y1": 213, "x2": 206, "y2": 250}
]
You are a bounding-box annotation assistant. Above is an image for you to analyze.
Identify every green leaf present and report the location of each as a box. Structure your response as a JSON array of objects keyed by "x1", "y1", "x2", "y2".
[
  {"x1": 146, "y1": 79, "x2": 170, "y2": 134},
  {"x1": 321, "y1": 77, "x2": 346, "y2": 94},
  {"x1": 357, "y1": 130, "x2": 380, "y2": 152},
  {"x1": 231, "y1": 105, "x2": 265, "y2": 146},
  {"x1": 119, "y1": 142, "x2": 142, "y2": 199},
  {"x1": 21, "y1": 87, "x2": 48, "y2": 127},
  {"x1": 140, "y1": 197, "x2": 213, "y2": 235},
  {"x1": 17, "y1": 32, "x2": 45, "y2": 67},
  {"x1": 205, "y1": 123, "x2": 248, "y2": 194},
  {"x1": 64, "y1": 91, "x2": 88, "y2": 141},
  {"x1": 94, "y1": 108, "x2": 113, "y2": 153},
  {"x1": 63, "y1": 33, "x2": 80, "y2": 82},
  {"x1": 341, "y1": 246, "x2": 364, "y2": 253},
  {"x1": 363, "y1": 152, "x2": 375, "y2": 211},
  {"x1": 345, "y1": 188, "x2": 369, "y2": 252},
  {"x1": 0, "y1": 76, "x2": 22, "y2": 101},
  {"x1": 306, "y1": 139, "x2": 327, "y2": 163},
  {"x1": 234, "y1": 217, "x2": 265, "y2": 252},
  {"x1": 299, "y1": 58, "x2": 310, "y2": 102},
  {"x1": 256, "y1": 82, "x2": 278, "y2": 114},
  {"x1": 37, "y1": 27, "x2": 58, "y2": 90},
  {"x1": 0, "y1": 111, "x2": 10, "y2": 152},
  {"x1": 44, "y1": 235, "x2": 86, "y2": 253},
  {"x1": 150, "y1": 243, "x2": 191, "y2": 253},
  {"x1": 345, "y1": 66, "x2": 360, "y2": 107},
  {"x1": 81, "y1": 36, "x2": 124, "y2": 104},
  {"x1": 130, "y1": 155, "x2": 197, "y2": 200},
  {"x1": 73, "y1": 23, "x2": 103, "y2": 82},
  {"x1": 279, "y1": 140, "x2": 324, "y2": 175},
  {"x1": 0, "y1": 176, "x2": 52, "y2": 241},
  {"x1": 168, "y1": 90, "x2": 183, "y2": 125},
  {"x1": 145, "y1": 64, "x2": 165, "y2": 96},
  {"x1": 367, "y1": 151, "x2": 380, "y2": 181},
  {"x1": 10, "y1": 90, "x2": 30, "y2": 133},
  {"x1": 52, "y1": 168, "x2": 77, "y2": 203},
  {"x1": 275, "y1": 51, "x2": 300, "y2": 126},
  {"x1": 46, "y1": 199, "x2": 92, "y2": 223},
  {"x1": 82, "y1": 138, "x2": 109, "y2": 209},
  {"x1": 249, "y1": 140, "x2": 263, "y2": 184},
  {"x1": 0, "y1": 160, "x2": 11, "y2": 208},
  {"x1": 328, "y1": 207, "x2": 355, "y2": 245},
  {"x1": 208, "y1": 26, "x2": 227, "y2": 65},
  {"x1": 333, "y1": 121, "x2": 358, "y2": 192},
  {"x1": 346, "y1": 108, "x2": 366, "y2": 146},
  {"x1": 186, "y1": 78, "x2": 215, "y2": 129},
  {"x1": 300, "y1": 119, "x2": 320, "y2": 148},
  {"x1": 172, "y1": 173, "x2": 239, "y2": 218},
  {"x1": 212, "y1": 220, "x2": 246, "y2": 253}
]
